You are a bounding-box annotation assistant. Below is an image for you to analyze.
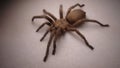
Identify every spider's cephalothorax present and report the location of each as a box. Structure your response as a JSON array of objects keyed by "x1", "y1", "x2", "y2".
[{"x1": 32, "y1": 3, "x2": 109, "y2": 62}]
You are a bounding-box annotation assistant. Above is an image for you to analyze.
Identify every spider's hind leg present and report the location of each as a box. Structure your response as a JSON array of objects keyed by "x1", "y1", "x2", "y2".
[
  {"x1": 84, "y1": 19, "x2": 110, "y2": 27},
  {"x1": 73, "y1": 19, "x2": 110, "y2": 27},
  {"x1": 67, "y1": 27, "x2": 94, "y2": 50}
]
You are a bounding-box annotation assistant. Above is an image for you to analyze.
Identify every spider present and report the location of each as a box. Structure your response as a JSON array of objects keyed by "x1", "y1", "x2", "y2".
[{"x1": 32, "y1": 3, "x2": 109, "y2": 62}]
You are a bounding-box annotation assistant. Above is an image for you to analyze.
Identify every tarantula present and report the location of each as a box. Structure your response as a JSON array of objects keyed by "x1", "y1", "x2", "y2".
[{"x1": 32, "y1": 3, "x2": 109, "y2": 62}]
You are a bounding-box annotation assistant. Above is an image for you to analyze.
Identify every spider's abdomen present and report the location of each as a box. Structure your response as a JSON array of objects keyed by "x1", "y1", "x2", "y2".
[{"x1": 66, "y1": 9, "x2": 86, "y2": 24}]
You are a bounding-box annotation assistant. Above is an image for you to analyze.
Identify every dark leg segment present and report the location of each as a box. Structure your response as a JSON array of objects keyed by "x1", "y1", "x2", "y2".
[
  {"x1": 43, "y1": 31, "x2": 54, "y2": 62},
  {"x1": 59, "y1": 5, "x2": 63, "y2": 19},
  {"x1": 73, "y1": 19, "x2": 109, "y2": 27},
  {"x1": 36, "y1": 22, "x2": 51, "y2": 32},
  {"x1": 40, "y1": 27, "x2": 52, "y2": 41},
  {"x1": 85, "y1": 19, "x2": 109, "y2": 27},
  {"x1": 32, "y1": 15, "x2": 54, "y2": 24},
  {"x1": 66, "y1": 3, "x2": 85, "y2": 17},
  {"x1": 43, "y1": 9, "x2": 57, "y2": 21},
  {"x1": 52, "y1": 37, "x2": 57, "y2": 55},
  {"x1": 67, "y1": 28, "x2": 94, "y2": 50},
  {"x1": 52, "y1": 28, "x2": 61, "y2": 55},
  {"x1": 40, "y1": 30, "x2": 49, "y2": 41}
]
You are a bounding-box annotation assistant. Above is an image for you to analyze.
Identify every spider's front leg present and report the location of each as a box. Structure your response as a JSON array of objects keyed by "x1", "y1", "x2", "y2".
[
  {"x1": 67, "y1": 27, "x2": 94, "y2": 50},
  {"x1": 32, "y1": 15, "x2": 54, "y2": 23},
  {"x1": 43, "y1": 9, "x2": 57, "y2": 21},
  {"x1": 32, "y1": 15, "x2": 54, "y2": 32},
  {"x1": 59, "y1": 4, "x2": 63, "y2": 19}
]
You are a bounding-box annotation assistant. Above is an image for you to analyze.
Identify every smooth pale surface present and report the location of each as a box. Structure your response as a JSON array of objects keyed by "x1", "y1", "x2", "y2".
[{"x1": 0, "y1": 0, "x2": 120, "y2": 68}]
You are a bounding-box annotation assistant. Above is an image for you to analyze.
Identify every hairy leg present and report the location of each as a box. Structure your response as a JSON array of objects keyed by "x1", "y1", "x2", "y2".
[
  {"x1": 40, "y1": 30, "x2": 49, "y2": 41},
  {"x1": 67, "y1": 27, "x2": 94, "y2": 50},
  {"x1": 66, "y1": 3, "x2": 85, "y2": 18},
  {"x1": 52, "y1": 36, "x2": 57, "y2": 55},
  {"x1": 43, "y1": 9, "x2": 57, "y2": 21},
  {"x1": 43, "y1": 31, "x2": 55, "y2": 62},
  {"x1": 36, "y1": 22, "x2": 51, "y2": 32},
  {"x1": 73, "y1": 18, "x2": 109, "y2": 27},
  {"x1": 32, "y1": 15, "x2": 54, "y2": 24},
  {"x1": 40, "y1": 27, "x2": 52, "y2": 41},
  {"x1": 59, "y1": 5, "x2": 63, "y2": 19},
  {"x1": 84, "y1": 19, "x2": 109, "y2": 27},
  {"x1": 52, "y1": 28, "x2": 61, "y2": 55}
]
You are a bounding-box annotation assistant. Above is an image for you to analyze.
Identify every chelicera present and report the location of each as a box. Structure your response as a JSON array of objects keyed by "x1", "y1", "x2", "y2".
[{"x1": 32, "y1": 3, "x2": 109, "y2": 62}]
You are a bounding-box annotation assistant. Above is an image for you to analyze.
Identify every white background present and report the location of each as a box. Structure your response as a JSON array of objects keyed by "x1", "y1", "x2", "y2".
[{"x1": 0, "y1": 0, "x2": 120, "y2": 68}]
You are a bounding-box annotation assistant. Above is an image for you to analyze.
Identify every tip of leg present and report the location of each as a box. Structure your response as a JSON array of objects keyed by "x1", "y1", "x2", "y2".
[
  {"x1": 104, "y1": 24, "x2": 110, "y2": 27},
  {"x1": 43, "y1": 56, "x2": 47, "y2": 62},
  {"x1": 52, "y1": 53, "x2": 55, "y2": 55},
  {"x1": 88, "y1": 45, "x2": 94, "y2": 50},
  {"x1": 36, "y1": 29, "x2": 39, "y2": 32},
  {"x1": 43, "y1": 9, "x2": 46, "y2": 12},
  {"x1": 60, "y1": 4, "x2": 63, "y2": 7},
  {"x1": 91, "y1": 47, "x2": 94, "y2": 50},
  {"x1": 101, "y1": 24, "x2": 110, "y2": 27},
  {"x1": 32, "y1": 18, "x2": 34, "y2": 22},
  {"x1": 40, "y1": 39, "x2": 43, "y2": 42},
  {"x1": 36, "y1": 30, "x2": 38, "y2": 32},
  {"x1": 82, "y1": 4, "x2": 85, "y2": 7},
  {"x1": 52, "y1": 52, "x2": 55, "y2": 55},
  {"x1": 43, "y1": 59, "x2": 47, "y2": 62}
]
